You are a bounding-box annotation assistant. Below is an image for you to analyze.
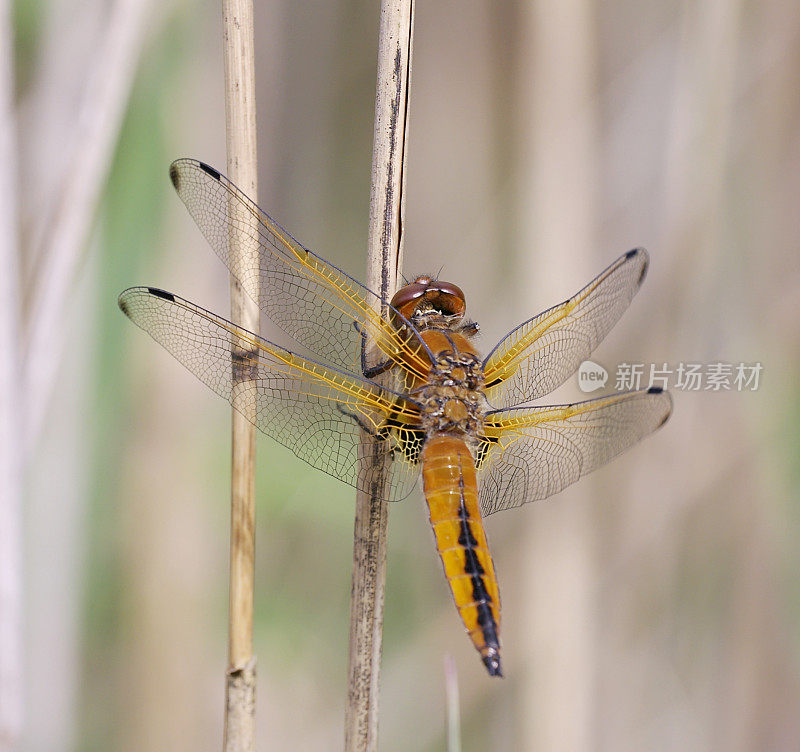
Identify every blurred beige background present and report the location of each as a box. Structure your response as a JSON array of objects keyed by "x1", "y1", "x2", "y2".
[{"x1": 5, "y1": 0, "x2": 800, "y2": 750}]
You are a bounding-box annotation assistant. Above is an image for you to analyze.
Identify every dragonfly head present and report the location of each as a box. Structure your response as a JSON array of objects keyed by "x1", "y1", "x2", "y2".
[{"x1": 390, "y1": 276, "x2": 466, "y2": 330}]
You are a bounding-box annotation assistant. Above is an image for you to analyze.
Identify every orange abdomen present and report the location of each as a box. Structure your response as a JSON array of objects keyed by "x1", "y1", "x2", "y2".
[{"x1": 421, "y1": 434, "x2": 502, "y2": 676}]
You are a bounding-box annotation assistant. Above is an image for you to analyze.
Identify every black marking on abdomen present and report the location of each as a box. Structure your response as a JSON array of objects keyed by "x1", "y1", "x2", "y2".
[{"x1": 455, "y1": 457, "x2": 500, "y2": 671}]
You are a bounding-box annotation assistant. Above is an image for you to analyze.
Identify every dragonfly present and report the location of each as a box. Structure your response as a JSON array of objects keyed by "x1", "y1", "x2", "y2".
[{"x1": 119, "y1": 159, "x2": 672, "y2": 677}]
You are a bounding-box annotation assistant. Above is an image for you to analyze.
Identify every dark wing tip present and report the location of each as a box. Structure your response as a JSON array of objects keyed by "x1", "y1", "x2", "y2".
[
  {"x1": 658, "y1": 389, "x2": 673, "y2": 427},
  {"x1": 624, "y1": 247, "x2": 649, "y2": 288},
  {"x1": 117, "y1": 286, "x2": 146, "y2": 316},
  {"x1": 198, "y1": 161, "x2": 221, "y2": 181},
  {"x1": 646, "y1": 386, "x2": 673, "y2": 428},
  {"x1": 147, "y1": 287, "x2": 175, "y2": 302},
  {"x1": 118, "y1": 293, "x2": 130, "y2": 316},
  {"x1": 169, "y1": 163, "x2": 180, "y2": 190}
]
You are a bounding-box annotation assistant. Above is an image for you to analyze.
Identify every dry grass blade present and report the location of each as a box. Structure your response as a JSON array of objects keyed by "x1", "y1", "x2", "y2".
[
  {"x1": 0, "y1": 0, "x2": 22, "y2": 744},
  {"x1": 444, "y1": 654, "x2": 462, "y2": 752},
  {"x1": 345, "y1": 2, "x2": 414, "y2": 751},
  {"x1": 220, "y1": 0, "x2": 259, "y2": 748},
  {"x1": 20, "y1": 0, "x2": 153, "y2": 458},
  {"x1": 514, "y1": 0, "x2": 598, "y2": 748}
]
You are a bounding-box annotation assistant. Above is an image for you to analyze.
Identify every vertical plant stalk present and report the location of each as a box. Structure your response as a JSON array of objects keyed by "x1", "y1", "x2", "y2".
[
  {"x1": 443, "y1": 654, "x2": 462, "y2": 752},
  {"x1": 345, "y1": 2, "x2": 414, "y2": 751},
  {"x1": 221, "y1": 0, "x2": 258, "y2": 748},
  {"x1": 0, "y1": 0, "x2": 21, "y2": 746},
  {"x1": 21, "y1": 0, "x2": 153, "y2": 457},
  {"x1": 515, "y1": 1, "x2": 598, "y2": 749}
]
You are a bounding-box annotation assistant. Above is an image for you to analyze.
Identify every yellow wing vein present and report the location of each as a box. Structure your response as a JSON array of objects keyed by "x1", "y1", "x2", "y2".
[
  {"x1": 484, "y1": 275, "x2": 607, "y2": 382},
  {"x1": 171, "y1": 297, "x2": 418, "y2": 422},
  {"x1": 235, "y1": 192, "x2": 429, "y2": 377}
]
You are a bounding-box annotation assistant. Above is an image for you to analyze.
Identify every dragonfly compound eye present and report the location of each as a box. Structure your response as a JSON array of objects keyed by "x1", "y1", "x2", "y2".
[{"x1": 390, "y1": 278, "x2": 466, "y2": 325}]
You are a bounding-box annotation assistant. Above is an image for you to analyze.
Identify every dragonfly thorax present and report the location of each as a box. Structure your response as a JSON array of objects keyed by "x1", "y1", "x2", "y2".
[{"x1": 414, "y1": 348, "x2": 486, "y2": 436}]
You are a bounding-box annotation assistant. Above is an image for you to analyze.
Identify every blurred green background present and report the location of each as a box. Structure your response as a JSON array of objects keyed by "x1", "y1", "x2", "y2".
[{"x1": 10, "y1": 0, "x2": 800, "y2": 750}]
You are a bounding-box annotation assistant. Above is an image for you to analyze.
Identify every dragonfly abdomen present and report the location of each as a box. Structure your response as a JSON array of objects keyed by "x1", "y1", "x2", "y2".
[{"x1": 421, "y1": 434, "x2": 502, "y2": 676}]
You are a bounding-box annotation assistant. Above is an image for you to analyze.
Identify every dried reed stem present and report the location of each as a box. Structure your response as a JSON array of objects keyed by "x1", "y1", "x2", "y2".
[
  {"x1": 221, "y1": 0, "x2": 259, "y2": 748},
  {"x1": 443, "y1": 654, "x2": 462, "y2": 752},
  {"x1": 0, "y1": 0, "x2": 22, "y2": 745},
  {"x1": 21, "y1": 0, "x2": 152, "y2": 457},
  {"x1": 344, "y1": 2, "x2": 414, "y2": 750},
  {"x1": 515, "y1": 1, "x2": 598, "y2": 749}
]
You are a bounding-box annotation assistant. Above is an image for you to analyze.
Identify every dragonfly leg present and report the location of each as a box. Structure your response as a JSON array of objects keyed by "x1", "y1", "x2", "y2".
[
  {"x1": 336, "y1": 403, "x2": 425, "y2": 465},
  {"x1": 336, "y1": 402, "x2": 379, "y2": 436},
  {"x1": 457, "y1": 319, "x2": 480, "y2": 337},
  {"x1": 336, "y1": 404, "x2": 399, "y2": 462},
  {"x1": 354, "y1": 321, "x2": 393, "y2": 378}
]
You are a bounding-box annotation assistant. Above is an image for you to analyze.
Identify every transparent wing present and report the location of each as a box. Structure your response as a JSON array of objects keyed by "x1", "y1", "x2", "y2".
[
  {"x1": 482, "y1": 249, "x2": 649, "y2": 409},
  {"x1": 476, "y1": 387, "x2": 672, "y2": 516},
  {"x1": 118, "y1": 287, "x2": 425, "y2": 502},
  {"x1": 168, "y1": 159, "x2": 430, "y2": 388}
]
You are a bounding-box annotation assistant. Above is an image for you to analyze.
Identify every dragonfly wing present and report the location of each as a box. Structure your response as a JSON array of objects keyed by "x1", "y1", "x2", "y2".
[
  {"x1": 476, "y1": 387, "x2": 672, "y2": 516},
  {"x1": 482, "y1": 249, "x2": 649, "y2": 409},
  {"x1": 168, "y1": 159, "x2": 430, "y2": 387},
  {"x1": 118, "y1": 287, "x2": 424, "y2": 502}
]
